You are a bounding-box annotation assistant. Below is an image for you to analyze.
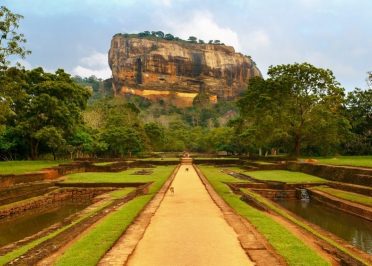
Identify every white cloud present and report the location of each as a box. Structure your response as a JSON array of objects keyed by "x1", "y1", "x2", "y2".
[
  {"x1": 165, "y1": 11, "x2": 241, "y2": 51},
  {"x1": 243, "y1": 30, "x2": 271, "y2": 51},
  {"x1": 72, "y1": 65, "x2": 111, "y2": 78},
  {"x1": 80, "y1": 52, "x2": 108, "y2": 69},
  {"x1": 72, "y1": 51, "x2": 111, "y2": 79}
]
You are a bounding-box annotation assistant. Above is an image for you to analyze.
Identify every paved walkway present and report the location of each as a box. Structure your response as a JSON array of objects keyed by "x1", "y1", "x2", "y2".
[{"x1": 126, "y1": 165, "x2": 253, "y2": 266}]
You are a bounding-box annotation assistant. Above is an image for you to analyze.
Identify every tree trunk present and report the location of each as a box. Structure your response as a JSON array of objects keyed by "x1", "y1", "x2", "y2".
[
  {"x1": 30, "y1": 139, "x2": 39, "y2": 160},
  {"x1": 294, "y1": 135, "x2": 301, "y2": 158},
  {"x1": 259, "y1": 148, "x2": 262, "y2": 156}
]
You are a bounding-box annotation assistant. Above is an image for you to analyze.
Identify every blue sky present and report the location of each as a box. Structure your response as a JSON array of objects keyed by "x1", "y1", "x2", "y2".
[{"x1": 3, "y1": 0, "x2": 371, "y2": 90}]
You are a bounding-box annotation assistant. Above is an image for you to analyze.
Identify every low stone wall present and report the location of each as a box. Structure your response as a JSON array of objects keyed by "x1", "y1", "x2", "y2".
[
  {"x1": 287, "y1": 162, "x2": 372, "y2": 186},
  {"x1": 242, "y1": 161, "x2": 287, "y2": 171},
  {"x1": 0, "y1": 188, "x2": 112, "y2": 219},
  {"x1": 56, "y1": 182, "x2": 149, "y2": 188},
  {"x1": 309, "y1": 189, "x2": 372, "y2": 221},
  {"x1": 250, "y1": 189, "x2": 297, "y2": 200},
  {"x1": 0, "y1": 169, "x2": 59, "y2": 188},
  {"x1": 0, "y1": 182, "x2": 56, "y2": 205},
  {"x1": 327, "y1": 182, "x2": 372, "y2": 197},
  {"x1": 193, "y1": 159, "x2": 241, "y2": 165}
]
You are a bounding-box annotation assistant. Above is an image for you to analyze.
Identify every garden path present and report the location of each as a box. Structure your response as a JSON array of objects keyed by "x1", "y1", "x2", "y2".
[{"x1": 126, "y1": 164, "x2": 253, "y2": 266}]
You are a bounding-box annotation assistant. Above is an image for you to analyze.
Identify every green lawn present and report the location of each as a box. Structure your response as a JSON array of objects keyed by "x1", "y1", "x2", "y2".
[
  {"x1": 313, "y1": 186, "x2": 372, "y2": 207},
  {"x1": 137, "y1": 157, "x2": 180, "y2": 161},
  {"x1": 198, "y1": 165, "x2": 329, "y2": 266},
  {"x1": 247, "y1": 170, "x2": 327, "y2": 183},
  {"x1": 64, "y1": 166, "x2": 173, "y2": 184},
  {"x1": 54, "y1": 165, "x2": 175, "y2": 265},
  {"x1": 253, "y1": 161, "x2": 274, "y2": 165},
  {"x1": 304, "y1": 156, "x2": 372, "y2": 168},
  {"x1": 92, "y1": 161, "x2": 117, "y2": 166},
  {"x1": 0, "y1": 160, "x2": 69, "y2": 175}
]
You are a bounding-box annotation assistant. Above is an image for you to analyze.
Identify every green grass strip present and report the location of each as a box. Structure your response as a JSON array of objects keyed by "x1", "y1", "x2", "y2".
[
  {"x1": 303, "y1": 156, "x2": 372, "y2": 168},
  {"x1": 0, "y1": 160, "x2": 69, "y2": 175},
  {"x1": 247, "y1": 170, "x2": 327, "y2": 183},
  {"x1": 199, "y1": 165, "x2": 330, "y2": 266},
  {"x1": 55, "y1": 165, "x2": 175, "y2": 265},
  {"x1": 313, "y1": 186, "x2": 372, "y2": 207},
  {"x1": 92, "y1": 162, "x2": 117, "y2": 166},
  {"x1": 55, "y1": 195, "x2": 151, "y2": 266}
]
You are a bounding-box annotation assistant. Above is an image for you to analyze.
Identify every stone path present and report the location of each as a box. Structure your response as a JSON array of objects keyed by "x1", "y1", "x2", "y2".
[{"x1": 126, "y1": 165, "x2": 253, "y2": 266}]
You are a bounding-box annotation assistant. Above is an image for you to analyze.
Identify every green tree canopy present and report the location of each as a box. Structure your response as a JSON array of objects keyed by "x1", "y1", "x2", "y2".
[{"x1": 238, "y1": 63, "x2": 349, "y2": 157}]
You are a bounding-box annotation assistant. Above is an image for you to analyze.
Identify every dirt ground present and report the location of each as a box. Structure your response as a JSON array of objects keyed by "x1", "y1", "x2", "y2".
[{"x1": 126, "y1": 165, "x2": 254, "y2": 266}]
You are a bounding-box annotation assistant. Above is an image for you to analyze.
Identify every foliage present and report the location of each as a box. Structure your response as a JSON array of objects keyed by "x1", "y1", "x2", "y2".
[
  {"x1": 115, "y1": 31, "x2": 226, "y2": 46},
  {"x1": 238, "y1": 63, "x2": 349, "y2": 157},
  {"x1": 0, "y1": 67, "x2": 91, "y2": 159},
  {"x1": 342, "y1": 88, "x2": 372, "y2": 154},
  {"x1": 0, "y1": 6, "x2": 30, "y2": 70}
]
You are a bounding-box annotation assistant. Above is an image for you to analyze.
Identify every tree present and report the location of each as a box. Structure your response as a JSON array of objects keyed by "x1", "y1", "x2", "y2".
[
  {"x1": 238, "y1": 63, "x2": 348, "y2": 157},
  {"x1": 164, "y1": 33, "x2": 175, "y2": 40},
  {"x1": 34, "y1": 126, "x2": 65, "y2": 160},
  {"x1": 208, "y1": 40, "x2": 213, "y2": 44},
  {"x1": 12, "y1": 67, "x2": 91, "y2": 159},
  {"x1": 155, "y1": 31, "x2": 164, "y2": 38},
  {"x1": 367, "y1": 71, "x2": 372, "y2": 89},
  {"x1": 343, "y1": 88, "x2": 372, "y2": 154},
  {"x1": 0, "y1": 6, "x2": 30, "y2": 128},
  {"x1": 198, "y1": 39, "x2": 205, "y2": 44},
  {"x1": 187, "y1": 36, "x2": 197, "y2": 43},
  {"x1": 214, "y1": 40, "x2": 220, "y2": 44},
  {"x1": 0, "y1": 6, "x2": 30, "y2": 70},
  {"x1": 103, "y1": 126, "x2": 144, "y2": 157},
  {"x1": 144, "y1": 122, "x2": 165, "y2": 151}
]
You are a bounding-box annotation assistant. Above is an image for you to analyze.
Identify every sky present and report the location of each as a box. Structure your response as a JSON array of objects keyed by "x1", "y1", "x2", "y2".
[{"x1": 3, "y1": 0, "x2": 371, "y2": 90}]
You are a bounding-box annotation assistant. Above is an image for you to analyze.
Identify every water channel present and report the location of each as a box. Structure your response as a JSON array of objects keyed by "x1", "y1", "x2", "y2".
[
  {"x1": 0, "y1": 203, "x2": 88, "y2": 247},
  {"x1": 278, "y1": 200, "x2": 372, "y2": 254}
]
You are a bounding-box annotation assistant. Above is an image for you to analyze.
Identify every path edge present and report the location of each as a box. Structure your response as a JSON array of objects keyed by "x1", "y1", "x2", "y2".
[
  {"x1": 194, "y1": 164, "x2": 287, "y2": 266},
  {"x1": 98, "y1": 164, "x2": 180, "y2": 266}
]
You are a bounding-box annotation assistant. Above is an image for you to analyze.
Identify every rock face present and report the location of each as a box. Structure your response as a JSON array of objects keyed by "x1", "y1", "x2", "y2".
[{"x1": 108, "y1": 34, "x2": 262, "y2": 107}]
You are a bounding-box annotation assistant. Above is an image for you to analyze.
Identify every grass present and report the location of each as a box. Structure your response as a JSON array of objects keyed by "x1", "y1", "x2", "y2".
[
  {"x1": 63, "y1": 166, "x2": 173, "y2": 185},
  {"x1": 137, "y1": 157, "x2": 180, "y2": 161},
  {"x1": 247, "y1": 170, "x2": 327, "y2": 183},
  {"x1": 194, "y1": 157, "x2": 239, "y2": 160},
  {"x1": 0, "y1": 160, "x2": 69, "y2": 175},
  {"x1": 109, "y1": 188, "x2": 136, "y2": 199},
  {"x1": 303, "y1": 156, "x2": 372, "y2": 168},
  {"x1": 313, "y1": 186, "x2": 372, "y2": 207},
  {"x1": 54, "y1": 165, "x2": 175, "y2": 265},
  {"x1": 198, "y1": 165, "x2": 330, "y2": 266},
  {"x1": 92, "y1": 162, "x2": 117, "y2": 166},
  {"x1": 0, "y1": 166, "x2": 174, "y2": 265}
]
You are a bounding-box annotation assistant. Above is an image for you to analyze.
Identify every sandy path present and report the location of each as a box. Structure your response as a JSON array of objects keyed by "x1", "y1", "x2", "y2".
[{"x1": 126, "y1": 165, "x2": 253, "y2": 266}]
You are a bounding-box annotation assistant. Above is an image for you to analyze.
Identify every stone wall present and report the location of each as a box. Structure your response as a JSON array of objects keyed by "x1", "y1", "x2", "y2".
[
  {"x1": 309, "y1": 189, "x2": 372, "y2": 221},
  {"x1": 0, "y1": 188, "x2": 112, "y2": 219},
  {"x1": 287, "y1": 162, "x2": 372, "y2": 186}
]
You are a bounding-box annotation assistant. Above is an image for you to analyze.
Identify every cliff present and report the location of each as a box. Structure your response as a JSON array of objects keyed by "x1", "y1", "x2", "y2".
[{"x1": 108, "y1": 34, "x2": 262, "y2": 107}]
